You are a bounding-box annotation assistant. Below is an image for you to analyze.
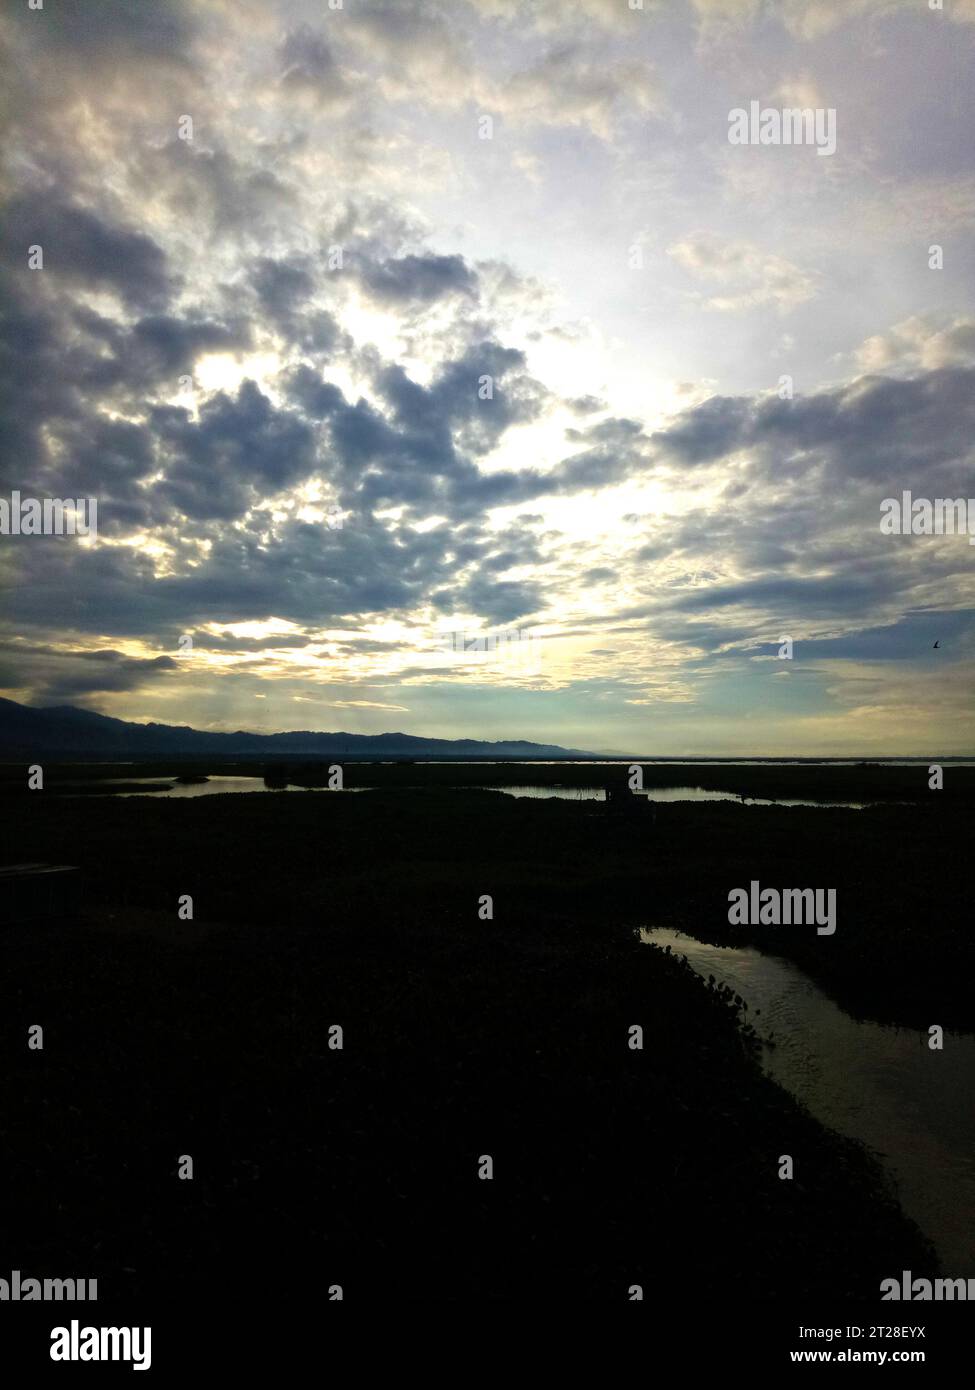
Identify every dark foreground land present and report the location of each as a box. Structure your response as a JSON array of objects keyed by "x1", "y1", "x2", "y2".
[{"x1": 2, "y1": 775, "x2": 963, "y2": 1305}]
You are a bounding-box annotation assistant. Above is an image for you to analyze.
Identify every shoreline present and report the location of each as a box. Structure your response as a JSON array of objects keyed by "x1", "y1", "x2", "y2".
[{"x1": 3, "y1": 756, "x2": 975, "y2": 805}]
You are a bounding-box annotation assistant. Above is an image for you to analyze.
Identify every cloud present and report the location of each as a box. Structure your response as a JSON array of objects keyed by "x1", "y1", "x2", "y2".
[
  {"x1": 468, "y1": 0, "x2": 661, "y2": 29},
  {"x1": 0, "y1": 0, "x2": 972, "y2": 750},
  {"x1": 667, "y1": 234, "x2": 818, "y2": 313},
  {"x1": 651, "y1": 366, "x2": 975, "y2": 492},
  {"x1": 328, "y1": 700, "x2": 409, "y2": 711},
  {"x1": 279, "y1": 24, "x2": 349, "y2": 108},
  {"x1": 0, "y1": 643, "x2": 178, "y2": 704},
  {"x1": 80, "y1": 311, "x2": 252, "y2": 392},
  {"x1": 855, "y1": 316, "x2": 975, "y2": 374},
  {"x1": 248, "y1": 256, "x2": 345, "y2": 353},
  {"x1": 690, "y1": 0, "x2": 902, "y2": 39},
  {"x1": 342, "y1": 4, "x2": 659, "y2": 138},
  {"x1": 6, "y1": 0, "x2": 196, "y2": 60},
  {"x1": 360, "y1": 253, "x2": 479, "y2": 307},
  {"x1": 343, "y1": 2, "x2": 477, "y2": 109},
  {"x1": 692, "y1": 0, "x2": 975, "y2": 38},
  {"x1": 689, "y1": 0, "x2": 760, "y2": 24},
  {"x1": 132, "y1": 141, "x2": 296, "y2": 240},
  {"x1": 1, "y1": 195, "x2": 173, "y2": 311},
  {"x1": 495, "y1": 45, "x2": 661, "y2": 139},
  {"x1": 152, "y1": 382, "x2": 319, "y2": 522}
]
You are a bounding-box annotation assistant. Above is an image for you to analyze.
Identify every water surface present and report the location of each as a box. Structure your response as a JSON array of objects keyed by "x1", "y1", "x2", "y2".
[
  {"x1": 488, "y1": 784, "x2": 875, "y2": 808},
  {"x1": 110, "y1": 776, "x2": 357, "y2": 798},
  {"x1": 640, "y1": 927, "x2": 975, "y2": 1274}
]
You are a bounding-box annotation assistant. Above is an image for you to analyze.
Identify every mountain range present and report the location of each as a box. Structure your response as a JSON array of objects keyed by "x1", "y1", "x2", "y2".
[{"x1": 0, "y1": 697, "x2": 595, "y2": 760}]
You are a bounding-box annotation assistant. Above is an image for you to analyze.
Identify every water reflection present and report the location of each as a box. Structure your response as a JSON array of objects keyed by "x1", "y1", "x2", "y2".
[
  {"x1": 110, "y1": 776, "x2": 358, "y2": 798},
  {"x1": 488, "y1": 784, "x2": 871, "y2": 808},
  {"x1": 486, "y1": 785, "x2": 606, "y2": 801},
  {"x1": 640, "y1": 927, "x2": 975, "y2": 1274},
  {"x1": 73, "y1": 777, "x2": 900, "y2": 809}
]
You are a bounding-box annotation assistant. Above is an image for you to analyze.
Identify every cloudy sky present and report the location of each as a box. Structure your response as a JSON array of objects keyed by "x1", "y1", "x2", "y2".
[{"x1": 1, "y1": 0, "x2": 973, "y2": 755}]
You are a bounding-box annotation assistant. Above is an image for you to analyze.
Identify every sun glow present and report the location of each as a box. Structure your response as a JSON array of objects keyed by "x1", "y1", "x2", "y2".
[{"x1": 194, "y1": 351, "x2": 283, "y2": 397}]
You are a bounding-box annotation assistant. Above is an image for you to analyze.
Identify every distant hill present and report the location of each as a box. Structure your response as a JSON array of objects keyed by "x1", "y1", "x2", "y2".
[{"x1": 0, "y1": 697, "x2": 595, "y2": 760}]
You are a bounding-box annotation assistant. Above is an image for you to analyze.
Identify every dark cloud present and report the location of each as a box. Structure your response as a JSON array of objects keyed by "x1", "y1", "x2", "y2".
[
  {"x1": 283, "y1": 365, "x2": 346, "y2": 419},
  {"x1": 3, "y1": 0, "x2": 194, "y2": 63},
  {"x1": 432, "y1": 573, "x2": 543, "y2": 624},
  {"x1": 136, "y1": 141, "x2": 295, "y2": 238},
  {"x1": 281, "y1": 24, "x2": 337, "y2": 82},
  {"x1": 0, "y1": 644, "x2": 178, "y2": 704},
  {"x1": 1, "y1": 195, "x2": 173, "y2": 311},
  {"x1": 554, "y1": 445, "x2": 641, "y2": 491},
  {"x1": 279, "y1": 24, "x2": 349, "y2": 106},
  {"x1": 0, "y1": 271, "x2": 79, "y2": 487},
  {"x1": 406, "y1": 340, "x2": 548, "y2": 459},
  {"x1": 251, "y1": 257, "x2": 315, "y2": 320},
  {"x1": 566, "y1": 416, "x2": 644, "y2": 445},
  {"x1": 672, "y1": 572, "x2": 890, "y2": 618},
  {"x1": 651, "y1": 394, "x2": 752, "y2": 467},
  {"x1": 360, "y1": 253, "x2": 478, "y2": 307},
  {"x1": 0, "y1": 263, "x2": 250, "y2": 525},
  {"x1": 249, "y1": 257, "x2": 345, "y2": 353},
  {"x1": 652, "y1": 369, "x2": 975, "y2": 494},
  {"x1": 50, "y1": 416, "x2": 157, "y2": 531},
  {"x1": 152, "y1": 382, "x2": 319, "y2": 521},
  {"x1": 75, "y1": 310, "x2": 251, "y2": 393},
  {"x1": 45, "y1": 652, "x2": 178, "y2": 700},
  {"x1": 797, "y1": 611, "x2": 975, "y2": 662}
]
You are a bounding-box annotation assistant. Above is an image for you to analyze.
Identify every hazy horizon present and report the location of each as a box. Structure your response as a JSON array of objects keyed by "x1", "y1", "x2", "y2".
[{"x1": 4, "y1": 692, "x2": 974, "y2": 761}]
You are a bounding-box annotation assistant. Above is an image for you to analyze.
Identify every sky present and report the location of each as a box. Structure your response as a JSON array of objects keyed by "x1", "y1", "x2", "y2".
[{"x1": 1, "y1": 0, "x2": 973, "y2": 755}]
